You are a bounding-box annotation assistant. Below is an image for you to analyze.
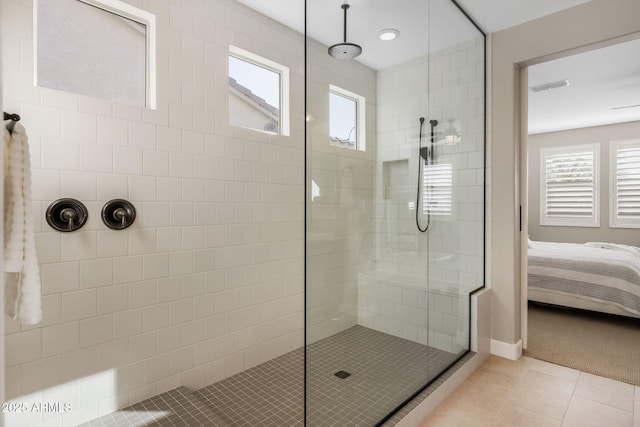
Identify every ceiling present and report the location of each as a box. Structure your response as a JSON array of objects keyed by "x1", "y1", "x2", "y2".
[
  {"x1": 237, "y1": 0, "x2": 481, "y2": 70},
  {"x1": 528, "y1": 38, "x2": 640, "y2": 134},
  {"x1": 234, "y1": 0, "x2": 640, "y2": 132},
  {"x1": 235, "y1": 0, "x2": 593, "y2": 67},
  {"x1": 456, "y1": 0, "x2": 590, "y2": 34}
]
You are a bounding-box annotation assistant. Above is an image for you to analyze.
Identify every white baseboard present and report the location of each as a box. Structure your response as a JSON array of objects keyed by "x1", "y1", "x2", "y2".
[{"x1": 490, "y1": 338, "x2": 523, "y2": 360}]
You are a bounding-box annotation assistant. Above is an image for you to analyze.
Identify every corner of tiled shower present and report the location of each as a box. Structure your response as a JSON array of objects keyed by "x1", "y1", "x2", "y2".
[{"x1": 1, "y1": 0, "x2": 491, "y2": 425}]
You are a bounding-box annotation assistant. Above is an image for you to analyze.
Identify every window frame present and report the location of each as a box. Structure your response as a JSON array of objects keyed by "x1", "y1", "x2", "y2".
[
  {"x1": 609, "y1": 139, "x2": 640, "y2": 229},
  {"x1": 539, "y1": 143, "x2": 600, "y2": 227},
  {"x1": 228, "y1": 45, "x2": 290, "y2": 136},
  {"x1": 329, "y1": 84, "x2": 366, "y2": 151},
  {"x1": 34, "y1": 0, "x2": 157, "y2": 109}
]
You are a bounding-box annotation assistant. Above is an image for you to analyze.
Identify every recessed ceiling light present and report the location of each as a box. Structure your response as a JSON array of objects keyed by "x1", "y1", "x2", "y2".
[
  {"x1": 529, "y1": 79, "x2": 570, "y2": 92},
  {"x1": 378, "y1": 29, "x2": 399, "y2": 41}
]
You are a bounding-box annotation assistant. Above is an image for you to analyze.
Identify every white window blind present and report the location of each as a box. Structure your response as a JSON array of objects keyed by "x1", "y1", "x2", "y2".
[
  {"x1": 540, "y1": 144, "x2": 599, "y2": 227},
  {"x1": 423, "y1": 163, "x2": 453, "y2": 216},
  {"x1": 610, "y1": 139, "x2": 640, "y2": 228}
]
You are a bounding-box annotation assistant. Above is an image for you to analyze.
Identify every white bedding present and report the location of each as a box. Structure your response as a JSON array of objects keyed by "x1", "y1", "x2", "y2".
[{"x1": 527, "y1": 240, "x2": 640, "y2": 318}]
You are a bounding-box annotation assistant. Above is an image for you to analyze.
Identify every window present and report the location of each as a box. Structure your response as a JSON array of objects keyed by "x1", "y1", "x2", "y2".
[
  {"x1": 36, "y1": 0, "x2": 156, "y2": 108},
  {"x1": 228, "y1": 46, "x2": 290, "y2": 136},
  {"x1": 423, "y1": 163, "x2": 453, "y2": 216},
  {"x1": 610, "y1": 139, "x2": 640, "y2": 228},
  {"x1": 540, "y1": 144, "x2": 600, "y2": 227},
  {"x1": 329, "y1": 85, "x2": 365, "y2": 151}
]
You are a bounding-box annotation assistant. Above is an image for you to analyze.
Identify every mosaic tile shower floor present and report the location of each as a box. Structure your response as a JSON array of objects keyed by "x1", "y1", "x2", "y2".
[{"x1": 82, "y1": 325, "x2": 468, "y2": 426}]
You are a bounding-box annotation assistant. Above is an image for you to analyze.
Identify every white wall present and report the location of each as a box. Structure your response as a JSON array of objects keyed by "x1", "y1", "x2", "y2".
[
  {"x1": 2, "y1": 0, "x2": 305, "y2": 425},
  {"x1": 491, "y1": 0, "x2": 640, "y2": 347},
  {"x1": 528, "y1": 121, "x2": 640, "y2": 246}
]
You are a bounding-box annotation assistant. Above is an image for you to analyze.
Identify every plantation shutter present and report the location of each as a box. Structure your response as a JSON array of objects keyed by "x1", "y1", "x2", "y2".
[
  {"x1": 423, "y1": 163, "x2": 453, "y2": 216},
  {"x1": 545, "y1": 151, "x2": 594, "y2": 217},
  {"x1": 612, "y1": 141, "x2": 640, "y2": 227},
  {"x1": 540, "y1": 144, "x2": 599, "y2": 226}
]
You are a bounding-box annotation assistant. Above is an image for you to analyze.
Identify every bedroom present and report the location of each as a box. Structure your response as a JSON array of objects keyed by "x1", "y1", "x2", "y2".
[{"x1": 524, "y1": 37, "x2": 640, "y2": 382}]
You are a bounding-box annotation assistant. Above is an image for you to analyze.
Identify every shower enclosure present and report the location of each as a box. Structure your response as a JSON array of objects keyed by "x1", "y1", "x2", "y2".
[
  {"x1": 305, "y1": 0, "x2": 485, "y2": 424},
  {"x1": 1, "y1": 0, "x2": 483, "y2": 425}
]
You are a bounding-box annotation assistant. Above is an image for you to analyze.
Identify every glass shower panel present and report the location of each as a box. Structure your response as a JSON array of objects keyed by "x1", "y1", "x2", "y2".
[
  {"x1": 305, "y1": 0, "x2": 485, "y2": 425},
  {"x1": 426, "y1": 0, "x2": 485, "y2": 362}
]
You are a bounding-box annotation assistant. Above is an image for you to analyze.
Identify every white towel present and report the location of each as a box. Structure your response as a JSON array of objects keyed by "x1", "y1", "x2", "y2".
[{"x1": 4, "y1": 121, "x2": 42, "y2": 324}]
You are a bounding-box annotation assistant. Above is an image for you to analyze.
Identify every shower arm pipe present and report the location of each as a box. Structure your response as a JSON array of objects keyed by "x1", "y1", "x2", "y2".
[
  {"x1": 327, "y1": 3, "x2": 362, "y2": 59},
  {"x1": 342, "y1": 4, "x2": 349, "y2": 43}
]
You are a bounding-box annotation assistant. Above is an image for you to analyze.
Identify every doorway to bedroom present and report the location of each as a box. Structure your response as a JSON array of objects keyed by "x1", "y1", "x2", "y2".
[{"x1": 522, "y1": 36, "x2": 640, "y2": 386}]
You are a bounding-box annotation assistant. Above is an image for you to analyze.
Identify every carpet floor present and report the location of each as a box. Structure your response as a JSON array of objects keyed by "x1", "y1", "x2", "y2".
[{"x1": 524, "y1": 302, "x2": 640, "y2": 386}]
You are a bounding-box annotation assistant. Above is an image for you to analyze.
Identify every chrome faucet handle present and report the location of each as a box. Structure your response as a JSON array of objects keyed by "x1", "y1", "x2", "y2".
[
  {"x1": 113, "y1": 207, "x2": 127, "y2": 228},
  {"x1": 60, "y1": 208, "x2": 77, "y2": 231}
]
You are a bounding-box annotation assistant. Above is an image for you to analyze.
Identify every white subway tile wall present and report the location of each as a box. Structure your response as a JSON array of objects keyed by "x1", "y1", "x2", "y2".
[
  {"x1": 305, "y1": 37, "x2": 377, "y2": 344},
  {"x1": 2, "y1": 1, "x2": 491, "y2": 425},
  {"x1": 363, "y1": 38, "x2": 486, "y2": 347},
  {"x1": 2, "y1": 0, "x2": 305, "y2": 425},
  {"x1": 357, "y1": 271, "x2": 470, "y2": 354}
]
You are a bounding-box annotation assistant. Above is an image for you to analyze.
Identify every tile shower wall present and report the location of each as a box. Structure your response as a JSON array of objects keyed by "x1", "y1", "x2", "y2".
[
  {"x1": 358, "y1": 271, "x2": 469, "y2": 354},
  {"x1": 305, "y1": 39, "x2": 377, "y2": 344},
  {"x1": 358, "y1": 38, "x2": 485, "y2": 352},
  {"x1": 2, "y1": 0, "x2": 307, "y2": 425}
]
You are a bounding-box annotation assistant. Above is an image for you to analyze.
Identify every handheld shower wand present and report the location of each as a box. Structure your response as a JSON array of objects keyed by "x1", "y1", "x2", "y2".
[
  {"x1": 416, "y1": 118, "x2": 433, "y2": 232},
  {"x1": 416, "y1": 118, "x2": 439, "y2": 232},
  {"x1": 419, "y1": 119, "x2": 438, "y2": 164}
]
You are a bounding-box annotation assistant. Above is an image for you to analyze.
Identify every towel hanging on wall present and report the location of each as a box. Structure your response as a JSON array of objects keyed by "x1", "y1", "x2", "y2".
[{"x1": 4, "y1": 121, "x2": 42, "y2": 324}]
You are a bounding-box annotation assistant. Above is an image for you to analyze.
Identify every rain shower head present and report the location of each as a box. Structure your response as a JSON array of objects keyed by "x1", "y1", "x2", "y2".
[
  {"x1": 328, "y1": 3, "x2": 362, "y2": 59},
  {"x1": 328, "y1": 42, "x2": 362, "y2": 59}
]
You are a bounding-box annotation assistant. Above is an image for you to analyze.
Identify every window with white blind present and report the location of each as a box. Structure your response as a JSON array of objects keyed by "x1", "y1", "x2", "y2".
[
  {"x1": 540, "y1": 143, "x2": 600, "y2": 227},
  {"x1": 610, "y1": 139, "x2": 640, "y2": 228},
  {"x1": 423, "y1": 163, "x2": 453, "y2": 216}
]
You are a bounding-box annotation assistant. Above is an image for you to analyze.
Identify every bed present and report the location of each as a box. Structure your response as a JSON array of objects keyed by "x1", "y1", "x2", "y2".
[{"x1": 527, "y1": 240, "x2": 640, "y2": 319}]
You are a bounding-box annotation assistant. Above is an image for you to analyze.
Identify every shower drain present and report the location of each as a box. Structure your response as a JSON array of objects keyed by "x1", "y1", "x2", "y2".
[{"x1": 334, "y1": 370, "x2": 351, "y2": 379}]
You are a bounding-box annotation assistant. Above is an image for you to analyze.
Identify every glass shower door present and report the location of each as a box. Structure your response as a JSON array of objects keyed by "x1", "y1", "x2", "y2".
[
  {"x1": 305, "y1": 0, "x2": 485, "y2": 425},
  {"x1": 424, "y1": 0, "x2": 486, "y2": 378}
]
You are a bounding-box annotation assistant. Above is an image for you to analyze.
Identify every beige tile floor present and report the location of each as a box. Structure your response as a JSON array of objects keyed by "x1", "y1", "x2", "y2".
[{"x1": 418, "y1": 355, "x2": 640, "y2": 427}]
